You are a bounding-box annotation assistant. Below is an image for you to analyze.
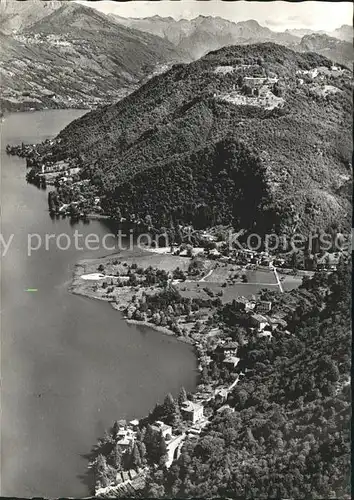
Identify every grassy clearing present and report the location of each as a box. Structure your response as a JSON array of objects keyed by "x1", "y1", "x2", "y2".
[
  {"x1": 175, "y1": 280, "x2": 277, "y2": 303},
  {"x1": 176, "y1": 267, "x2": 302, "y2": 302},
  {"x1": 72, "y1": 249, "x2": 302, "y2": 311}
]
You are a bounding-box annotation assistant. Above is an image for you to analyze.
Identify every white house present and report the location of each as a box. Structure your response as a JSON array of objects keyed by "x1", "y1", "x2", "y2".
[
  {"x1": 116, "y1": 428, "x2": 136, "y2": 449},
  {"x1": 181, "y1": 401, "x2": 204, "y2": 424},
  {"x1": 258, "y1": 330, "x2": 273, "y2": 341},
  {"x1": 256, "y1": 300, "x2": 272, "y2": 314},
  {"x1": 151, "y1": 421, "x2": 172, "y2": 439},
  {"x1": 223, "y1": 356, "x2": 240, "y2": 368},
  {"x1": 250, "y1": 314, "x2": 269, "y2": 331}
]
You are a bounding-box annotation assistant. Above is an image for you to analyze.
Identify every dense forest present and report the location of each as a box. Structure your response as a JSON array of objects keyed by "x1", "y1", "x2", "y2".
[
  {"x1": 44, "y1": 43, "x2": 352, "y2": 233},
  {"x1": 143, "y1": 259, "x2": 351, "y2": 498}
]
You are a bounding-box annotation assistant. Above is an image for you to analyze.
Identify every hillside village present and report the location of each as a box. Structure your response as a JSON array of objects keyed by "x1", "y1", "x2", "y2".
[
  {"x1": 68, "y1": 230, "x2": 347, "y2": 497},
  {"x1": 215, "y1": 61, "x2": 349, "y2": 110},
  {"x1": 89, "y1": 289, "x2": 293, "y2": 496},
  {"x1": 82, "y1": 247, "x2": 349, "y2": 496},
  {"x1": 66, "y1": 205, "x2": 348, "y2": 497}
]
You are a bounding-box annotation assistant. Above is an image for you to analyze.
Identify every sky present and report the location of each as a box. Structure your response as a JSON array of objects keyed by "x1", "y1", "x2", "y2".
[{"x1": 77, "y1": 1, "x2": 353, "y2": 32}]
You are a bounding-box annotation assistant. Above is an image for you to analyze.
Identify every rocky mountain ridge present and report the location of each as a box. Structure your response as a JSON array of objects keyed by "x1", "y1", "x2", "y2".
[{"x1": 110, "y1": 14, "x2": 353, "y2": 64}]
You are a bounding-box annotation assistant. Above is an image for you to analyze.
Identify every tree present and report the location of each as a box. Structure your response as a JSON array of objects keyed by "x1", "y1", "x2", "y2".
[
  {"x1": 111, "y1": 442, "x2": 123, "y2": 470},
  {"x1": 234, "y1": 388, "x2": 249, "y2": 409},
  {"x1": 101, "y1": 429, "x2": 114, "y2": 445},
  {"x1": 95, "y1": 454, "x2": 109, "y2": 488},
  {"x1": 137, "y1": 441, "x2": 147, "y2": 465},
  {"x1": 320, "y1": 356, "x2": 340, "y2": 383},
  {"x1": 152, "y1": 312, "x2": 162, "y2": 325},
  {"x1": 158, "y1": 434, "x2": 168, "y2": 466},
  {"x1": 112, "y1": 420, "x2": 120, "y2": 439},
  {"x1": 143, "y1": 424, "x2": 169, "y2": 465},
  {"x1": 163, "y1": 393, "x2": 181, "y2": 426},
  {"x1": 145, "y1": 472, "x2": 166, "y2": 497},
  {"x1": 131, "y1": 443, "x2": 142, "y2": 470},
  {"x1": 178, "y1": 387, "x2": 188, "y2": 408},
  {"x1": 144, "y1": 424, "x2": 158, "y2": 463}
]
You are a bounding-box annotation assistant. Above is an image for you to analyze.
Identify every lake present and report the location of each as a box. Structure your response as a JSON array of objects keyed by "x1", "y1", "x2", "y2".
[{"x1": 0, "y1": 110, "x2": 197, "y2": 497}]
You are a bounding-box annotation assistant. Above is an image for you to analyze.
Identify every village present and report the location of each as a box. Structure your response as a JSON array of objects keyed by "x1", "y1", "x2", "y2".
[
  {"x1": 214, "y1": 61, "x2": 348, "y2": 110},
  {"x1": 92, "y1": 295, "x2": 279, "y2": 497},
  {"x1": 71, "y1": 234, "x2": 344, "y2": 497},
  {"x1": 91, "y1": 275, "x2": 330, "y2": 496},
  {"x1": 66, "y1": 200, "x2": 347, "y2": 497}
]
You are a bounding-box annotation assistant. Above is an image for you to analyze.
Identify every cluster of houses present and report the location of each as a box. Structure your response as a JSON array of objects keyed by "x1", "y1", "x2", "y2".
[
  {"x1": 195, "y1": 297, "x2": 288, "y2": 376},
  {"x1": 100, "y1": 297, "x2": 290, "y2": 493},
  {"x1": 214, "y1": 341, "x2": 240, "y2": 368},
  {"x1": 39, "y1": 160, "x2": 81, "y2": 185},
  {"x1": 316, "y1": 252, "x2": 341, "y2": 271},
  {"x1": 112, "y1": 400, "x2": 209, "y2": 476},
  {"x1": 236, "y1": 75, "x2": 279, "y2": 97},
  {"x1": 172, "y1": 234, "x2": 342, "y2": 273},
  {"x1": 173, "y1": 240, "x2": 286, "y2": 269},
  {"x1": 96, "y1": 402, "x2": 210, "y2": 496},
  {"x1": 233, "y1": 297, "x2": 288, "y2": 338},
  {"x1": 296, "y1": 65, "x2": 346, "y2": 85},
  {"x1": 188, "y1": 299, "x2": 290, "y2": 411},
  {"x1": 212, "y1": 67, "x2": 283, "y2": 109}
]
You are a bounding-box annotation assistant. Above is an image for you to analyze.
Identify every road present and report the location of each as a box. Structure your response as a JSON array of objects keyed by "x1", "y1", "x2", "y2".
[{"x1": 270, "y1": 263, "x2": 284, "y2": 293}]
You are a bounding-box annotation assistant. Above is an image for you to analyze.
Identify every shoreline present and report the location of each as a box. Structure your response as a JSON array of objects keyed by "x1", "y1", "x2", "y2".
[
  {"x1": 69, "y1": 256, "x2": 197, "y2": 347},
  {"x1": 0, "y1": 104, "x2": 91, "y2": 121},
  {"x1": 70, "y1": 281, "x2": 194, "y2": 347},
  {"x1": 124, "y1": 319, "x2": 194, "y2": 345}
]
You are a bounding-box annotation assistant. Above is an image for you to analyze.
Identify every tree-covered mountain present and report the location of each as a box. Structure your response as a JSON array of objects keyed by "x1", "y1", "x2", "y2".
[
  {"x1": 0, "y1": 2, "x2": 185, "y2": 113},
  {"x1": 46, "y1": 43, "x2": 352, "y2": 234}
]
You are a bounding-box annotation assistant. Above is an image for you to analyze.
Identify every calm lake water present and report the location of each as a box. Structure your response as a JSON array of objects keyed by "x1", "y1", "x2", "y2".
[{"x1": 0, "y1": 110, "x2": 197, "y2": 497}]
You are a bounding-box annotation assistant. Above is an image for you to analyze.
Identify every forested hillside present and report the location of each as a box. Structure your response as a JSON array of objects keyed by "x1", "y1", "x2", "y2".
[
  {"x1": 47, "y1": 43, "x2": 352, "y2": 234},
  {"x1": 144, "y1": 260, "x2": 351, "y2": 498}
]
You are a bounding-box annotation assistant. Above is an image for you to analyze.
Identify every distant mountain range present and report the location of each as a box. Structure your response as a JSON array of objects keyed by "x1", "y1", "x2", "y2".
[
  {"x1": 110, "y1": 14, "x2": 353, "y2": 64},
  {"x1": 286, "y1": 24, "x2": 353, "y2": 42},
  {"x1": 46, "y1": 43, "x2": 352, "y2": 234},
  {"x1": 0, "y1": 1, "x2": 352, "y2": 114},
  {"x1": 0, "y1": 0, "x2": 63, "y2": 34},
  {"x1": 110, "y1": 15, "x2": 298, "y2": 60},
  {"x1": 298, "y1": 33, "x2": 353, "y2": 68},
  {"x1": 0, "y1": 2, "x2": 185, "y2": 113},
  {"x1": 331, "y1": 24, "x2": 353, "y2": 42}
]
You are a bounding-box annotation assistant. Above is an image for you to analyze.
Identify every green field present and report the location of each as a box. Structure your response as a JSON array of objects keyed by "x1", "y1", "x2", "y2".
[{"x1": 175, "y1": 267, "x2": 302, "y2": 303}]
